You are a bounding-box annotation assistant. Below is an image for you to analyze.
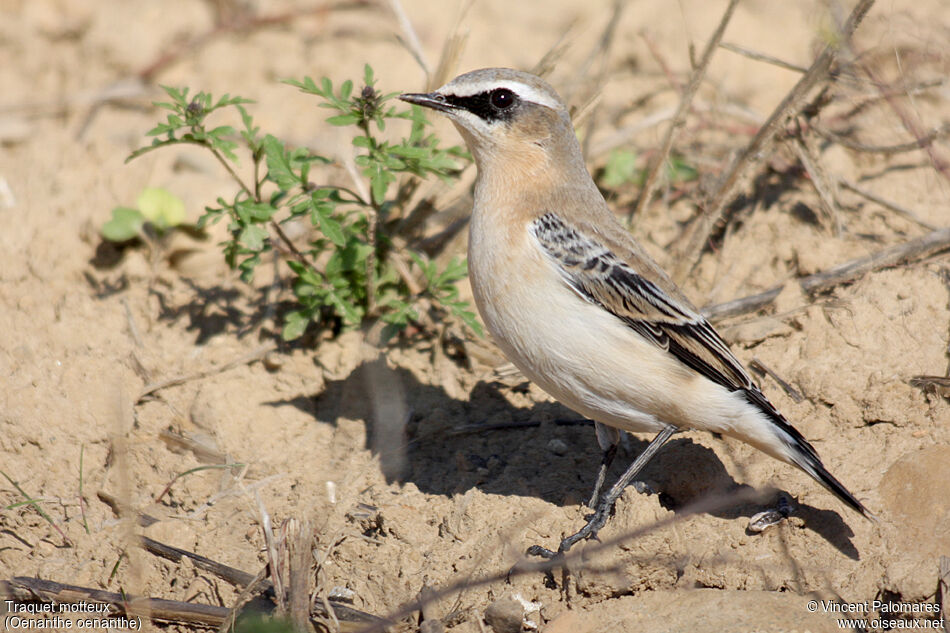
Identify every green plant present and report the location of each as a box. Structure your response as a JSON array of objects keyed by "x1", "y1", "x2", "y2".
[
  {"x1": 102, "y1": 187, "x2": 188, "y2": 242},
  {"x1": 127, "y1": 65, "x2": 479, "y2": 342},
  {"x1": 598, "y1": 149, "x2": 697, "y2": 189}
]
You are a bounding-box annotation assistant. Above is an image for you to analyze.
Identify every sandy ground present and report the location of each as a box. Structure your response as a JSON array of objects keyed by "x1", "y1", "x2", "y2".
[{"x1": 2, "y1": 0, "x2": 949, "y2": 631}]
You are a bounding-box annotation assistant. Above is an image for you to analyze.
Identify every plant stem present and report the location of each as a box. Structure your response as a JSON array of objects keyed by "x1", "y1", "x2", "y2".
[
  {"x1": 206, "y1": 143, "x2": 256, "y2": 199},
  {"x1": 359, "y1": 120, "x2": 380, "y2": 317},
  {"x1": 206, "y1": 143, "x2": 323, "y2": 277}
]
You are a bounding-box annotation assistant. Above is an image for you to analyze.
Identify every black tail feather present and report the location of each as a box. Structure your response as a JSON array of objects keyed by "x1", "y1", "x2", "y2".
[{"x1": 743, "y1": 387, "x2": 875, "y2": 520}]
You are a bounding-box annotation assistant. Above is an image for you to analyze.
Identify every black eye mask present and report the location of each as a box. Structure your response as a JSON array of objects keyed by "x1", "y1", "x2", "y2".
[{"x1": 444, "y1": 88, "x2": 521, "y2": 123}]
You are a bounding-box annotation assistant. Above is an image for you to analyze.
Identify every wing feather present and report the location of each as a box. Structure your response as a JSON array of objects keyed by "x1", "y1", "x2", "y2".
[
  {"x1": 528, "y1": 212, "x2": 871, "y2": 518},
  {"x1": 530, "y1": 212, "x2": 751, "y2": 394}
]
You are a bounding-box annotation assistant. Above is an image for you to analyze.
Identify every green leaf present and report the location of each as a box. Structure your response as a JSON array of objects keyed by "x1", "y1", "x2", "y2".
[
  {"x1": 309, "y1": 198, "x2": 345, "y2": 246},
  {"x1": 137, "y1": 187, "x2": 186, "y2": 230},
  {"x1": 101, "y1": 207, "x2": 145, "y2": 242},
  {"x1": 326, "y1": 113, "x2": 360, "y2": 126},
  {"x1": 667, "y1": 155, "x2": 698, "y2": 183},
  {"x1": 282, "y1": 310, "x2": 311, "y2": 340},
  {"x1": 239, "y1": 225, "x2": 269, "y2": 251},
  {"x1": 455, "y1": 305, "x2": 484, "y2": 336},
  {"x1": 601, "y1": 149, "x2": 640, "y2": 188},
  {"x1": 263, "y1": 134, "x2": 301, "y2": 190}
]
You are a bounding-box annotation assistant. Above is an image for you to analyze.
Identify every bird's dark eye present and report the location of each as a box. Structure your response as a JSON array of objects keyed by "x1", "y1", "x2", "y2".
[{"x1": 490, "y1": 88, "x2": 515, "y2": 109}]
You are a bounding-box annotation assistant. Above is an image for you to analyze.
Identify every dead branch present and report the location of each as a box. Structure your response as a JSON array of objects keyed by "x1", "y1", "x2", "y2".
[
  {"x1": 719, "y1": 42, "x2": 808, "y2": 74},
  {"x1": 673, "y1": 0, "x2": 877, "y2": 283},
  {"x1": 137, "y1": 341, "x2": 277, "y2": 402},
  {"x1": 4, "y1": 576, "x2": 229, "y2": 627},
  {"x1": 630, "y1": 0, "x2": 740, "y2": 222},
  {"x1": 857, "y1": 63, "x2": 950, "y2": 183},
  {"x1": 702, "y1": 226, "x2": 950, "y2": 322},
  {"x1": 909, "y1": 376, "x2": 950, "y2": 398},
  {"x1": 702, "y1": 286, "x2": 783, "y2": 322},
  {"x1": 792, "y1": 133, "x2": 842, "y2": 235},
  {"x1": 837, "y1": 177, "x2": 937, "y2": 231},
  {"x1": 800, "y1": 226, "x2": 950, "y2": 295},
  {"x1": 141, "y1": 536, "x2": 256, "y2": 587},
  {"x1": 812, "y1": 122, "x2": 950, "y2": 155}
]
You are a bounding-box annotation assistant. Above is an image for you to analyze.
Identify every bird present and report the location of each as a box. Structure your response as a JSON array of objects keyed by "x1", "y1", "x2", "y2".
[{"x1": 400, "y1": 68, "x2": 872, "y2": 554}]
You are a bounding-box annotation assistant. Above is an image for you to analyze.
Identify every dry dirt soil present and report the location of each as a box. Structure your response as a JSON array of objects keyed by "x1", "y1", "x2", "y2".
[{"x1": 2, "y1": 0, "x2": 950, "y2": 632}]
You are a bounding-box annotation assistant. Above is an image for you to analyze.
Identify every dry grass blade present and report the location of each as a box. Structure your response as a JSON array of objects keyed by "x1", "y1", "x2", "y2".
[
  {"x1": 673, "y1": 0, "x2": 878, "y2": 283},
  {"x1": 812, "y1": 121, "x2": 950, "y2": 155},
  {"x1": 389, "y1": 0, "x2": 430, "y2": 79},
  {"x1": 1, "y1": 469, "x2": 72, "y2": 547},
  {"x1": 289, "y1": 517, "x2": 315, "y2": 633},
  {"x1": 630, "y1": 0, "x2": 741, "y2": 223},
  {"x1": 429, "y1": 0, "x2": 472, "y2": 90}
]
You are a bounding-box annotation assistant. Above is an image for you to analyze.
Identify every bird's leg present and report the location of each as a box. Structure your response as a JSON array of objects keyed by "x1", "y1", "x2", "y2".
[
  {"x1": 588, "y1": 422, "x2": 621, "y2": 508},
  {"x1": 558, "y1": 424, "x2": 676, "y2": 554}
]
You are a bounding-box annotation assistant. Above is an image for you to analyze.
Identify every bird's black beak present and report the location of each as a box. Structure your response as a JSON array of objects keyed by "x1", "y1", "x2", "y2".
[{"x1": 399, "y1": 92, "x2": 457, "y2": 113}]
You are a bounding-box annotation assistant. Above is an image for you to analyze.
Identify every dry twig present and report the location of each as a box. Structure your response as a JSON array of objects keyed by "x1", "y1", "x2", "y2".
[
  {"x1": 719, "y1": 41, "x2": 808, "y2": 74},
  {"x1": 791, "y1": 132, "x2": 842, "y2": 235},
  {"x1": 673, "y1": 0, "x2": 877, "y2": 283},
  {"x1": 812, "y1": 122, "x2": 950, "y2": 155},
  {"x1": 837, "y1": 177, "x2": 937, "y2": 231},
  {"x1": 137, "y1": 341, "x2": 277, "y2": 402},
  {"x1": 630, "y1": 0, "x2": 740, "y2": 222},
  {"x1": 702, "y1": 226, "x2": 950, "y2": 322}
]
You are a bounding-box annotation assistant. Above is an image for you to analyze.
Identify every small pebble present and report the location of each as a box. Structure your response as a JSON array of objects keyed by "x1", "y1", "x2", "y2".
[
  {"x1": 262, "y1": 351, "x2": 284, "y2": 371},
  {"x1": 484, "y1": 597, "x2": 524, "y2": 633},
  {"x1": 546, "y1": 438, "x2": 568, "y2": 456},
  {"x1": 328, "y1": 586, "x2": 356, "y2": 602}
]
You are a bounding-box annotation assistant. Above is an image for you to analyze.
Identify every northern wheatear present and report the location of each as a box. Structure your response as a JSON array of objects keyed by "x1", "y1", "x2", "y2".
[{"x1": 400, "y1": 68, "x2": 872, "y2": 553}]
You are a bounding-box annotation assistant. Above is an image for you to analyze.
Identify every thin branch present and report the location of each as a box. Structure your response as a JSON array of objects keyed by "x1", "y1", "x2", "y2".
[
  {"x1": 719, "y1": 41, "x2": 809, "y2": 73},
  {"x1": 837, "y1": 177, "x2": 937, "y2": 231},
  {"x1": 812, "y1": 122, "x2": 950, "y2": 155},
  {"x1": 630, "y1": 0, "x2": 741, "y2": 222},
  {"x1": 137, "y1": 341, "x2": 276, "y2": 402},
  {"x1": 857, "y1": 63, "x2": 950, "y2": 182},
  {"x1": 792, "y1": 132, "x2": 842, "y2": 235},
  {"x1": 673, "y1": 0, "x2": 877, "y2": 283},
  {"x1": 800, "y1": 226, "x2": 950, "y2": 295},
  {"x1": 702, "y1": 286, "x2": 783, "y2": 322},
  {"x1": 702, "y1": 226, "x2": 950, "y2": 322}
]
